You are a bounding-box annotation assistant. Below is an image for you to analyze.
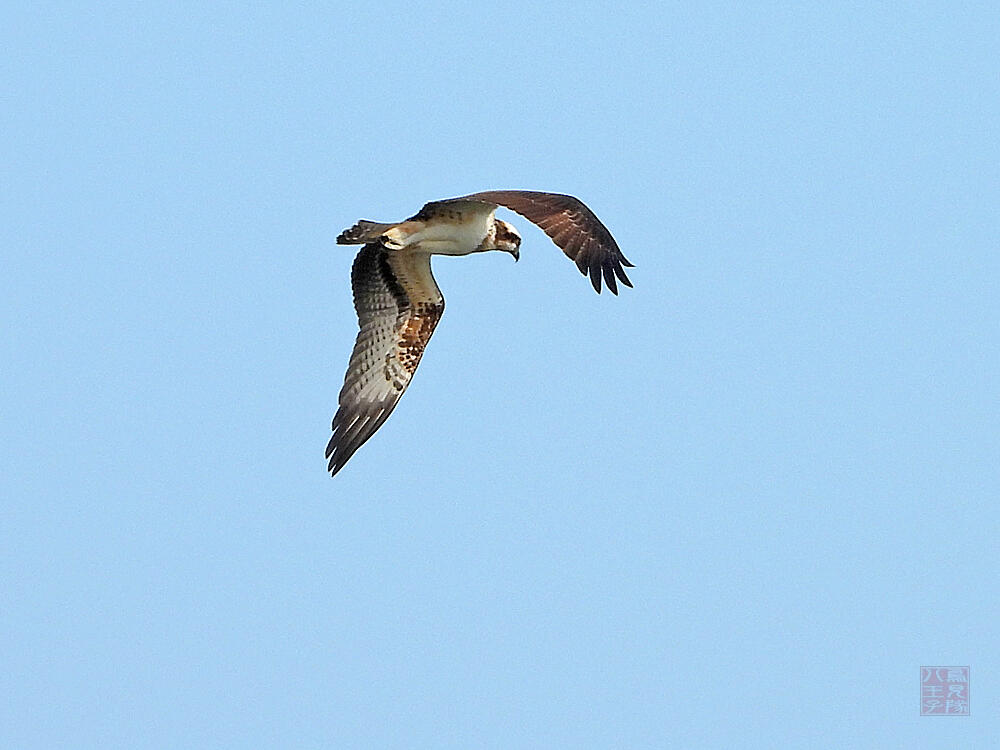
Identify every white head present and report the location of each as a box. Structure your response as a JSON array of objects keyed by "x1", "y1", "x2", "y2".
[{"x1": 494, "y1": 219, "x2": 521, "y2": 261}]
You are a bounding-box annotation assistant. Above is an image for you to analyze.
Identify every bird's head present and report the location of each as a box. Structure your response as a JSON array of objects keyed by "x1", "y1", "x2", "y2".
[{"x1": 494, "y1": 219, "x2": 521, "y2": 261}]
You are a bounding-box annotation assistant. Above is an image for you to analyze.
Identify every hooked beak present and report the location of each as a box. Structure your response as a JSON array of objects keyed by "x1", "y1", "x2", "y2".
[{"x1": 509, "y1": 247, "x2": 520, "y2": 262}]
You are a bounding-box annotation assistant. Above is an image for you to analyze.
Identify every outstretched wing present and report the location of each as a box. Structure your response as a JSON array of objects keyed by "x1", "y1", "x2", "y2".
[
  {"x1": 326, "y1": 245, "x2": 445, "y2": 476},
  {"x1": 452, "y1": 190, "x2": 633, "y2": 294}
]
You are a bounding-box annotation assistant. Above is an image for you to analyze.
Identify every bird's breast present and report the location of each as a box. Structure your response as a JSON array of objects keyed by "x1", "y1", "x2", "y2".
[{"x1": 407, "y1": 213, "x2": 493, "y2": 255}]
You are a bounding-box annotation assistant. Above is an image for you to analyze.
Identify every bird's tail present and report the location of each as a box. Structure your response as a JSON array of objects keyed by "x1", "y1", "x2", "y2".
[{"x1": 336, "y1": 220, "x2": 397, "y2": 245}]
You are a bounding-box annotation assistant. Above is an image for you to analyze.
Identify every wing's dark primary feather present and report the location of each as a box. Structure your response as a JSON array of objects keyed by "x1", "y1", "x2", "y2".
[
  {"x1": 458, "y1": 190, "x2": 633, "y2": 294},
  {"x1": 326, "y1": 245, "x2": 444, "y2": 475}
]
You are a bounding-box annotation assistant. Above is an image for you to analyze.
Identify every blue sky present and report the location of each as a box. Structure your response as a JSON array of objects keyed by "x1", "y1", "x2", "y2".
[{"x1": 3, "y1": 2, "x2": 997, "y2": 747}]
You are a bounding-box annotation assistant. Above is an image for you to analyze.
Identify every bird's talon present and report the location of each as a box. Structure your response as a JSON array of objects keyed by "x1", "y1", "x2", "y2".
[{"x1": 379, "y1": 233, "x2": 404, "y2": 250}]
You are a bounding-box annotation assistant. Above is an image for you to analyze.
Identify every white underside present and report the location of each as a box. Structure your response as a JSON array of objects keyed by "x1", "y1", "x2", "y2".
[{"x1": 399, "y1": 210, "x2": 494, "y2": 255}]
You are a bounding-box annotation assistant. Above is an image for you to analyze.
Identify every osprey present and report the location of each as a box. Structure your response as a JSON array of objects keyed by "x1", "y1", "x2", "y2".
[{"x1": 327, "y1": 190, "x2": 633, "y2": 476}]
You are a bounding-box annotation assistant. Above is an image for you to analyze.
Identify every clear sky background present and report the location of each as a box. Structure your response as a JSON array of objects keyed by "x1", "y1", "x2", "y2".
[{"x1": 3, "y1": 2, "x2": 997, "y2": 748}]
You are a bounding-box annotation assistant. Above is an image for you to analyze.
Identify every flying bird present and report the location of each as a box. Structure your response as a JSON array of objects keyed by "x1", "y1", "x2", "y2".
[{"x1": 326, "y1": 190, "x2": 633, "y2": 476}]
